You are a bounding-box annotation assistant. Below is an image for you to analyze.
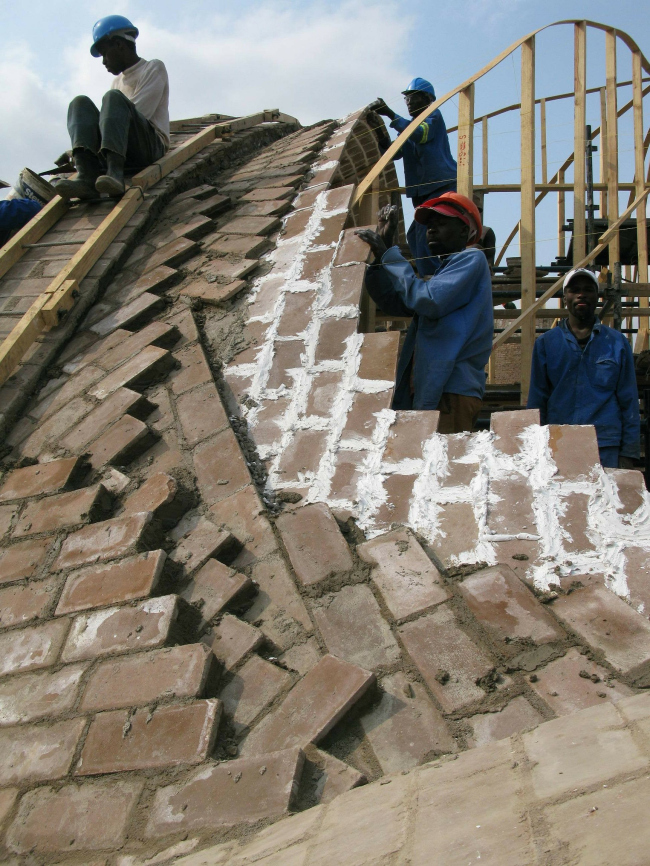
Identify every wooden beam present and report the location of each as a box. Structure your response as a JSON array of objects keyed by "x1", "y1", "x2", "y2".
[
  {"x1": 540, "y1": 98, "x2": 548, "y2": 184},
  {"x1": 573, "y1": 22, "x2": 587, "y2": 263},
  {"x1": 457, "y1": 84, "x2": 475, "y2": 198},
  {"x1": 599, "y1": 87, "x2": 608, "y2": 220},
  {"x1": 633, "y1": 49, "x2": 650, "y2": 352},
  {"x1": 0, "y1": 196, "x2": 68, "y2": 281},
  {"x1": 493, "y1": 188, "x2": 650, "y2": 350},
  {"x1": 606, "y1": 29, "x2": 620, "y2": 267},
  {"x1": 520, "y1": 36, "x2": 537, "y2": 403},
  {"x1": 558, "y1": 169, "x2": 566, "y2": 258},
  {"x1": 482, "y1": 116, "x2": 489, "y2": 186}
]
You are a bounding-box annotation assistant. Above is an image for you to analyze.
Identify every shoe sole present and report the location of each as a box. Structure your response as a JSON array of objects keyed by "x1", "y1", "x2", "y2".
[
  {"x1": 95, "y1": 175, "x2": 125, "y2": 197},
  {"x1": 52, "y1": 179, "x2": 97, "y2": 200}
]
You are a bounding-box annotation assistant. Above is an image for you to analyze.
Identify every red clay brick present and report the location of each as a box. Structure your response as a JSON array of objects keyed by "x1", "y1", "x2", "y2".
[
  {"x1": 0, "y1": 457, "x2": 82, "y2": 502},
  {"x1": 211, "y1": 615, "x2": 264, "y2": 670},
  {"x1": 90, "y1": 293, "x2": 165, "y2": 337},
  {"x1": 0, "y1": 578, "x2": 58, "y2": 628},
  {"x1": 276, "y1": 291, "x2": 316, "y2": 337},
  {"x1": 314, "y1": 317, "x2": 357, "y2": 363},
  {"x1": 145, "y1": 747, "x2": 304, "y2": 836},
  {"x1": 219, "y1": 655, "x2": 292, "y2": 733},
  {"x1": 383, "y1": 410, "x2": 440, "y2": 463},
  {"x1": 88, "y1": 346, "x2": 175, "y2": 400},
  {"x1": 305, "y1": 372, "x2": 342, "y2": 417},
  {"x1": 81, "y1": 644, "x2": 213, "y2": 712},
  {"x1": 181, "y1": 278, "x2": 246, "y2": 305},
  {"x1": 194, "y1": 429, "x2": 252, "y2": 506},
  {"x1": 276, "y1": 428, "x2": 329, "y2": 482},
  {"x1": 169, "y1": 343, "x2": 213, "y2": 395},
  {"x1": 329, "y1": 449, "x2": 366, "y2": 499},
  {"x1": 442, "y1": 435, "x2": 478, "y2": 487},
  {"x1": 54, "y1": 511, "x2": 157, "y2": 570},
  {"x1": 458, "y1": 565, "x2": 564, "y2": 656},
  {"x1": 126, "y1": 264, "x2": 177, "y2": 296},
  {"x1": 59, "y1": 387, "x2": 151, "y2": 452},
  {"x1": 431, "y1": 501, "x2": 480, "y2": 564},
  {"x1": 266, "y1": 340, "x2": 304, "y2": 389},
  {"x1": 281, "y1": 208, "x2": 314, "y2": 239},
  {"x1": 0, "y1": 619, "x2": 69, "y2": 677},
  {"x1": 35, "y1": 366, "x2": 105, "y2": 421},
  {"x1": 328, "y1": 262, "x2": 365, "y2": 307},
  {"x1": 86, "y1": 415, "x2": 154, "y2": 469},
  {"x1": 6, "y1": 779, "x2": 142, "y2": 854},
  {"x1": 13, "y1": 484, "x2": 110, "y2": 538},
  {"x1": 171, "y1": 518, "x2": 237, "y2": 574},
  {"x1": 491, "y1": 409, "x2": 540, "y2": 455},
  {"x1": 0, "y1": 663, "x2": 87, "y2": 726},
  {"x1": 358, "y1": 331, "x2": 400, "y2": 382},
  {"x1": 561, "y1": 492, "x2": 595, "y2": 552},
  {"x1": 299, "y1": 247, "x2": 335, "y2": 280},
  {"x1": 181, "y1": 558, "x2": 252, "y2": 623},
  {"x1": 487, "y1": 475, "x2": 537, "y2": 536},
  {"x1": 0, "y1": 537, "x2": 54, "y2": 585},
  {"x1": 0, "y1": 718, "x2": 85, "y2": 785},
  {"x1": 55, "y1": 550, "x2": 166, "y2": 615},
  {"x1": 122, "y1": 473, "x2": 178, "y2": 521},
  {"x1": 548, "y1": 425, "x2": 600, "y2": 480},
  {"x1": 467, "y1": 696, "x2": 544, "y2": 747},
  {"x1": 143, "y1": 236, "x2": 199, "y2": 273},
  {"x1": 344, "y1": 390, "x2": 392, "y2": 441},
  {"x1": 62, "y1": 595, "x2": 178, "y2": 662},
  {"x1": 195, "y1": 193, "x2": 231, "y2": 218},
  {"x1": 375, "y1": 473, "x2": 417, "y2": 526},
  {"x1": 276, "y1": 502, "x2": 353, "y2": 586},
  {"x1": 243, "y1": 654, "x2": 375, "y2": 756},
  {"x1": 15, "y1": 398, "x2": 91, "y2": 460},
  {"x1": 333, "y1": 227, "x2": 373, "y2": 265},
  {"x1": 177, "y1": 382, "x2": 229, "y2": 446},
  {"x1": 245, "y1": 552, "x2": 314, "y2": 649},
  {"x1": 99, "y1": 321, "x2": 179, "y2": 371},
  {"x1": 76, "y1": 699, "x2": 221, "y2": 774},
  {"x1": 302, "y1": 744, "x2": 366, "y2": 805},
  {"x1": 209, "y1": 234, "x2": 273, "y2": 258},
  {"x1": 609, "y1": 469, "x2": 646, "y2": 514},
  {"x1": 358, "y1": 529, "x2": 449, "y2": 621},
  {"x1": 399, "y1": 605, "x2": 494, "y2": 713},
  {"x1": 209, "y1": 485, "x2": 277, "y2": 565},
  {"x1": 313, "y1": 212, "x2": 347, "y2": 246},
  {"x1": 243, "y1": 186, "x2": 295, "y2": 202}
]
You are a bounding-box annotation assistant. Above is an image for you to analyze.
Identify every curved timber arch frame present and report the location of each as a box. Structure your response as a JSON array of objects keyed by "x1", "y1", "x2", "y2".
[{"x1": 353, "y1": 20, "x2": 650, "y2": 401}]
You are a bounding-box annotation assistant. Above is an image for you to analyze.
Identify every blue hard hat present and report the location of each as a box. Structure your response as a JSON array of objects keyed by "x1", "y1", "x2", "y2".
[
  {"x1": 90, "y1": 15, "x2": 139, "y2": 57},
  {"x1": 402, "y1": 78, "x2": 436, "y2": 99}
]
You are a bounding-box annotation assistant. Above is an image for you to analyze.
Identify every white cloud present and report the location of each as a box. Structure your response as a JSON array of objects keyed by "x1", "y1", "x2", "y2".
[{"x1": 1, "y1": 0, "x2": 412, "y2": 191}]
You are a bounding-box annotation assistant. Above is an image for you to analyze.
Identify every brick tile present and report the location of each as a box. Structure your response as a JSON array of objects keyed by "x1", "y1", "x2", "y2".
[
  {"x1": 219, "y1": 215, "x2": 281, "y2": 236},
  {"x1": 147, "y1": 385, "x2": 174, "y2": 432},
  {"x1": 560, "y1": 491, "x2": 594, "y2": 552},
  {"x1": 0, "y1": 663, "x2": 86, "y2": 726},
  {"x1": 357, "y1": 332, "x2": 400, "y2": 382},
  {"x1": 0, "y1": 537, "x2": 54, "y2": 585},
  {"x1": 251, "y1": 398, "x2": 290, "y2": 448},
  {"x1": 209, "y1": 485, "x2": 277, "y2": 564},
  {"x1": 88, "y1": 346, "x2": 175, "y2": 400},
  {"x1": 182, "y1": 559, "x2": 252, "y2": 623},
  {"x1": 171, "y1": 518, "x2": 237, "y2": 575},
  {"x1": 333, "y1": 228, "x2": 373, "y2": 266},
  {"x1": 0, "y1": 619, "x2": 69, "y2": 677},
  {"x1": 211, "y1": 615, "x2": 264, "y2": 670},
  {"x1": 486, "y1": 475, "x2": 537, "y2": 536},
  {"x1": 312, "y1": 212, "x2": 347, "y2": 247},
  {"x1": 358, "y1": 529, "x2": 449, "y2": 621},
  {"x1": 122, "y1": 473, "x2": 180, "y2": 523},
  {"x1": 523, "y1": 701, "x2": 647, "y2": 799},
  {"x1": 245, "y1": 553, "x2": 314, "y2": 649},
  {"x1": 314, "y1": 317, "x2": 357, "y2": 363},
  {"x1": 276, "y1": 291, "x2": 316, "y2": 337},
  {"x1": 6, "y1": 779, "x2": 142, "y2": 855},
  {"x1": 441, "y1": 434, "x2": 478, "y2": 487},
  {"x1": 0, "y1": 718, "x2": 85, "y2": 785},
  {"x1": 181, "y1": 278, "x2": 246, "y2": 305},
  {"x1": 280, "y1": 639, "x2": 322, "y2": 676},
  {"x1": 0, "y1": 578, "x2": 58, "y2": 628},
  {"x1": 552, "y1": 585, "x2": 650, "y2": 679},
  {"x1": 37, "y1": 366, "x2": 106, "y2": 421},
  {"x1": 143, "y1": 237, "x2": 199, "y2": 273},
  {"x1": 467, "y1": 696, "x2": 544, "y2": 747},
  {"x1": 87, "y1": 415, "x2": 154, "y2": 469},
  {"x1": 374, "y1": 474, "x2": 416, "y2": 526},
  {"x1": 166, "y1": 306, "x2": 199, "y2": 344},
  {"x1": 90, "y1": 293, "x2": 165, "y2": 337},
  {"x1": 237, "y1": 198, "x2": 291, "y2": 218},
  {"x1": 207, "y1": 234, "x2": 272, "y2": 258},
  {"x1": 276, "y1": 502, "x2": 353, "y2": 586},
  {"x1": 81, "y1": 644, "x2": 212, "y2": 712},
  {"x1": 276, "y1": 428, "x2": 328, "y2": 482},
  {"x1": 54, "y1": 511, "x2": 157, "y2": 570},
  {"x1": 608, "y1": 467, "x2": 646, "y2": 514},
  {"x1": 230, "y1": 319, "x2": 270, "y2": 365},
  {"x1": 174, "y1": 184, "x2": 218, "y2": 203},
  {"x1": 122, "y1": 264, "x2": 178, "y2": 298},
  {"x1": 328, "y1": 262, "x2": 365, "y2": 307},
  {"x1": 458, "y1": 565, "x2": 564, "y2": 655},
  {"x1": 177, "y1": 382, "x2": 229, "y2": 446},
  {"x1": 529, "y1": 647, "x2": 633, "y2": 715},
  {"x1": 194, "y1": 430, "x2": 252, "y2": 506},
  {"x1": 76, "y1": 699, "x2": 221, "y2": 774},
  {"x1": 13, "y1": 484, "x2": 110, "y2": 538},
  {"x1": 200, "y1": 258, "x2": 257, "y2": 283},
  {"x1": 0, "y1": 457, "x2": 82, "y2": 502},
  {"x1": 153, "y1": 214, "x2": 215, "y2": 246},
  {"x1": 220, "y1": 655, "x2": 291, "y2": 733},
  {"x1": 299, "y1": 247, "x2": 334, "y2": 281},
  {"x1": 145, "y1": 748, "x2": 304, "y2": 836},
  {"x1": 100, "y1": 321, "x2": 180, "y2": 371},
  {"x1": 62, "y1": 595, "x2": 178, "y2": 662},
  {"x1": 302, "y1": 745, "x2": 365, "y2": 805},
  {"x1": 169, "y1": 344, "x2": 213, "y2": 395},
  {"x1": 266, "y1": 340, "x2": 304, "y2": 389},
  {"x1": 431, "y1": 501, "x2": 479, "y2": 563},
  {"x1": 195, "y1": 193, "x2": 232, "y2": 218},
  {"x1": 16, "y1": 398, "x2": 91, "y2": 460},
  {"x1": 383, "y1": 410, "x2": 439, "y2": 462},
  {"x1": 328, "y1": 449, "x2": 366, "y2": 500},
  {"x1": 361, "y1": 672, "x2": 454, "y2": 773},
  {"x1": 56, "y1": 550, "x2": 166, "y2": 615},
  {"x1": 548, "y1": 424, "x2": 600, "y2": 480},
  {"x1": 305, "y1": 372, "x2": 342, "y2": 417},
  {"x1": 313, "y1": 584, "x2": 400, "y2": 670},
  {"x1": 490, "y1": 409, "x2": 540, "y2": 455},
  {"x1": 60, "y1": 388, "x2": 151, "y2": 452},
  {"x1": 281, "y1": 209, "x2": 314, "y2": 240},
  {"x1": 242, "y1": 186, "x2": 295, "y2": 202},
  {"x1": 622, "y1": 546, "x2": 650, "y2": 617},
  {"x1": 399, "y1": 605, "x2": 494, "y2": 712},
  {"x1": 243, "y1": 654, "x2": 375, "y2": 756},
  {"x1": 344, "y1": 390, "x2": 392, "y2": 442}
]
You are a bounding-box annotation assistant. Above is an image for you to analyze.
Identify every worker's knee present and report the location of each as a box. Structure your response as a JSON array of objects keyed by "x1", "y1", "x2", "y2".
[
  {"x1": 101, "y1": 89, "x2": 130, "y2": 110},
  {"x1": 68, "y1": 95, "x2": 96, "y2": 113}
]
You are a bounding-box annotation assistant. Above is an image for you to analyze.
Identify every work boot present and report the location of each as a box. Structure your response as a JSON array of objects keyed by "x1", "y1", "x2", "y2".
[
  {"x1": 95, "y1": 151, "x2": 125, "y2": 197},
  {"x1": 52, "y1": 149, "x2": 101, "y2": 200}
]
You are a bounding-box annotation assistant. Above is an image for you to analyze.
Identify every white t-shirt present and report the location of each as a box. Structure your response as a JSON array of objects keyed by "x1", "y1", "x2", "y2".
[{"x1": 111, "y1": 58, "x2": 170, "y2": 150}]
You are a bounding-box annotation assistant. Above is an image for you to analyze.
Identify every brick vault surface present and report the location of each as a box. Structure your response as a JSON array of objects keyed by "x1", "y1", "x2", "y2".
[{"x1": 0, "y1": 108, "x2": 649, "y2": 865}]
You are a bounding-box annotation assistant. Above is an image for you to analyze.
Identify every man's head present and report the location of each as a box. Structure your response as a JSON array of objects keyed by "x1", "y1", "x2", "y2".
[
  {"x1": 403, "y1": 78, "x2": 435, "y2": 118},
  {"x1": 563, "y1": 268, "x2": 599, "y2": 323},
  {"x1": 414, "y1": 193, "x2": 482, "y2": 256},
  {"x1": 90, "y1": 15, "x2": 139, "y2": 74}
]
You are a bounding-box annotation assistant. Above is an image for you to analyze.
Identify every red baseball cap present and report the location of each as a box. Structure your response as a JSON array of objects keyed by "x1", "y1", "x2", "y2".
[{"x1": 414, "y1": 192, "x2": 482, "y2": 241}]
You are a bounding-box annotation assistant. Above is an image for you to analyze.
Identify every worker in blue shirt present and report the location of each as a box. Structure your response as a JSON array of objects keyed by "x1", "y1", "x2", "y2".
[
  {"x1": 356, "y1": 192, "x2": 493, "y2": 433},
  {"x1": 368, "y1": 78, "x2": 457, "y2": 278},
  {"x1": 527, "y1": 268, "x2": 640, "y2": 469},
  {"x1": 0, "y1": 171, "x2": 55, "y2": 247}
]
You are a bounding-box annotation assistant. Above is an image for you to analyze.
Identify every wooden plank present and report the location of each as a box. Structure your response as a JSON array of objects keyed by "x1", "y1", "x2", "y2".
[
  {"x1": 520, "y1": 36, "x2": 536, "y2": 403},
  {"x1": 457, "y1": 84, "x2": 475, "y2": 198},
  {"x1": 41, "y1": 280, "x2": 79, "y2": 328},
  {"x1": 493, "y1": 188, "x2": 650, "y2": 350},
  {"x1": 599, "y1": 87, "x2": 609, "y2": 220},
  {"x1": 573, "y1": 21, "x2": 587, "y2": 263},
  {"x1": 0, "y1": 196, "x2": 68, "y2": 281},
  {"x1": 606, "y1": 29, "x2": 620, "y2": 267},
  {"x1": 0, "y1": 298, "x2": 47, "y2": 384},
  {"x1": 540, "y1": 98, "x2": 548, "y2": 184},
  {"x1": 558, "y1": 169, "x2": 566, "y2": 258},
  {"x1": 633, "y1": 50, "x2": 650, "y2": 352},
  {"x1": 482, "y1": 116, "x2": 489, "y2": 186}
]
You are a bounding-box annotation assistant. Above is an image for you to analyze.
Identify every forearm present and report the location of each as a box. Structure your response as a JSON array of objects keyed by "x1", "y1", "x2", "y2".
[{"x1": 365, "y1": 263, "x2": 413, "y2": 318}]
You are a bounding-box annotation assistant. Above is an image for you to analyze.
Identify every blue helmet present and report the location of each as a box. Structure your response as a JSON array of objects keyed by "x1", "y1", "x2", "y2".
[
  {"x1": 90, "y1": 15, "x2": 139, "y2": 57},
  {"x1": 402, "y1": 78, "x2": 436, "y2": 99}
]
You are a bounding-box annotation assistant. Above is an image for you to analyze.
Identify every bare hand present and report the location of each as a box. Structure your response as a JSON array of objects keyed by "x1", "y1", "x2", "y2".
[
  {"x1": 368, "y1": 98, "x2": 396, "y2": 120},
  {"x1": 355, "y1": 228, "x2": 387, "y2": 260}
]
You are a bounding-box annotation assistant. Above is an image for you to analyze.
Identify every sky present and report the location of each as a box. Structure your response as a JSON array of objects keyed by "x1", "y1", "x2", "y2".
[{"x1": 1, "y1": 0, "x2": 648, "y2": 266}]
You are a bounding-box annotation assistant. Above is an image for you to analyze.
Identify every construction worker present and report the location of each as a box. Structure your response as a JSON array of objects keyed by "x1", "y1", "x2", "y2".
[
  {"x1": 527, "y1": 269, "x2": 640, "y2": 469},
  {"x1": 356, "y1": 193, "x2": 493, "y2": 433},
  {"x1": 368, "y1": 78, "x2": 457, "y2": 277},
  {"x1": 54, "y1": 15, "x2": 169, "y2": 201},
  {"x1": 0, "y1": 171, "x2": 56, "y2": 247}
]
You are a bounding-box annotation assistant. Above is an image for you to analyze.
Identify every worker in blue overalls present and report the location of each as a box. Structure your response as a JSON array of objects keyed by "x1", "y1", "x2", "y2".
[{"x1": 368, "y1": 77, "x2": 457, "y2": 277}]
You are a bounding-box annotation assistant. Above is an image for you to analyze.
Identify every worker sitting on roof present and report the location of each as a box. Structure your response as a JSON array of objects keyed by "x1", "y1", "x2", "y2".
[
  {"x1": 54, "y1": 15, "x2": 169, "y2": 201},
  {"x1": 0, "y1": 171, "x2": 56, "y2": 247},
  {"x1": 527, "y1": 268, "x2": 640, "y2": 469},
  {"x1": 356, "y1": 193, "x2": 493, "y2": 433},
  {"x1": 367, "y1": 78, "x2": 457, "y2": 278}
]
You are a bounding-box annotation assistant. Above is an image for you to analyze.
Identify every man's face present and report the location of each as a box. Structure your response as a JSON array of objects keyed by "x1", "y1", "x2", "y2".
[
  {"x1": 97, "y1": 37, "x2": 130, "y2": 75},
  {"x1": 425, "y1": 211, "x2": 469, "y2": 256},
  {"x1": 405, "y1": 90, "x2": 433, "y2": 118},
  {"x1": 564, "y1": 275, "x2": 599, "y2": 321}
]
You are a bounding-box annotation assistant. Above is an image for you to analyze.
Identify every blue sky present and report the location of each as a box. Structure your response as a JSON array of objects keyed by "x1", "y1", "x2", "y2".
[{"x1": 1, "y1": 0, "x2": 648, "y2": 265}]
